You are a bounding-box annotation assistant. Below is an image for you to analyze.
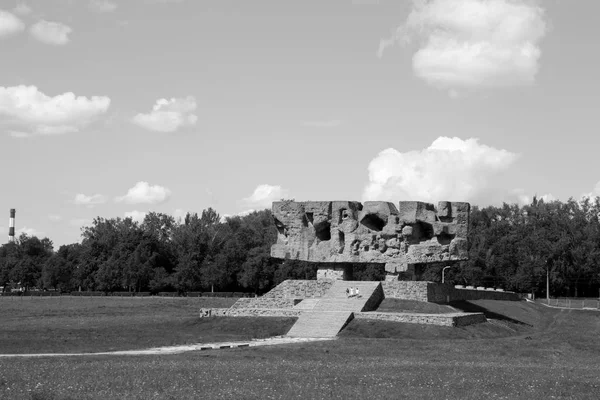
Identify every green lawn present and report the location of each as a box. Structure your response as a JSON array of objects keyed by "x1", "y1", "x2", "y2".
[
  {"x1": 0, "y1": 296, "x2": 294, "y2": 354},
  {"x1": 1, "y1": 298, "x2": 600, "y2": 399}
]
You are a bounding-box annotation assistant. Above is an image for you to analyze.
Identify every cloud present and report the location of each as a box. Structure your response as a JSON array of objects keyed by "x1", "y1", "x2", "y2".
[
  {"x1": 302, "y1": 120, "x2": 342, "y2": 128},
  {"x1": 580, "y1": 182, "x2": 600, "y2": 201},
  {"x1": 379, "y1": 0, "x2": 547, "y2": 92},
  {"x1": 219, "y1": 209, "x2": 256, "y2": 223},
  {"x1": 72, "y1": 193, "x2": 108, "y2": 207},
  {"x1": 362, "y1": 137, "x2": 518, "y2": 205},
  {"x1": 70, "y1": 218, "x2": 93, "y2": 228},
  {"x1": 116, "y1": 181, "x2": 172, "y2": 204},
  {"x1": 48, "y1": 214, "x2": 62, "y2": 222},
  {"x1": 30, "y1": 20, "x2": 72, "y2": 45},
  {"x1": 0, "y1": 85, "x2": 110, "y2": 137},
  {"x1": 89, "y1": 0, "x2": 117, "y2": 13},
  {"x1": 0, "y1": 10, "x2": 25, "y2": 38},
  {"x1": 242, "y1": 184, "x2": 289, "y2": 209},
  {"x1": 132, "y1": 96, "x2": 197, "y2": 132},
  {"x1": 18, "y1": 227, "x2": 44, "y2": 237},
  {"x1": 173, "y1": 208, "x2": 187, "y2": 222},
  {"x1": 124, "y1": 210, "x2": 147, "y2": 224},
  {"x1": 13, "y1": 3, "x2": 32, "y2": 15}
]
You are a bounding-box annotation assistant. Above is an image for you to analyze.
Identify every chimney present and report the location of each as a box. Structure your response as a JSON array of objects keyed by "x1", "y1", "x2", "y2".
[{"x1": 9, "y1": 209, "x2": 15, "y2": 243}]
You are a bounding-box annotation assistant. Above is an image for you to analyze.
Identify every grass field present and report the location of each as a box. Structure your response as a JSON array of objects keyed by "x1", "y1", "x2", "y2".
[
  {"x1": 1, "y1": 298, "x2": 600, "y2": 399},
  {"x1": 0, "y1": 297, "x2": 295, "y2": 354}
]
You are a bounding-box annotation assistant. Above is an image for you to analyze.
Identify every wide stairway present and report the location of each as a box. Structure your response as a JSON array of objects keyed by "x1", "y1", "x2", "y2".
[{"x1": 286, "y1": 281, "x2": 383, "y2": 338}]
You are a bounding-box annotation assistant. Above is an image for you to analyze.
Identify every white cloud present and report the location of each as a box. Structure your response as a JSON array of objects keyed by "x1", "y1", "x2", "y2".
[
  {"x1": 0, "y1": 10, "x2": 25, "y2": 38},
  {"x1": 173, "y1": 208, "x2": 187, "y2": 222},
  {"x1": 18, "y1": 226, "x2": 44, "y2": 237},
  {"x1": 13, "y1": 3, "x2": 32, "y2": 15},
  {"x1": 242, "y1": 184, "x2": 289, "y2": 209},
  {"x1": 72, "y1": 193, "x2": 108, "y2": 207},
  {"x1": 124, "y1": 210, "x2": 147, "y2": 224},
  {"x1": 362, "y1": 137, "x2": 518, "y2": 205},
  {"x1": 581, "y1": 182, "x2": 600, "y2": 202},
  {"x1": 302, "y1": 120, "x2": 342, "y2": 128},
  {"x1": 116, "y1": 181, "x2": 172, "y2": 204},
  {"x1": 379, "y1": 0, "x2": 547, "y2": 92},
  {"x1": 219, "y1": 209, "x2": 256, "y2": 223},
  {"x1": 30, "y1": 20, "x2": 72, "y2": 45},
  {"x1": 0, "y1": 85, "x2": 110, "y2": 137},
  {"x1": 89, "y1": 0, "x2": 117, "y2": 13},
  {"x1": 48, "y1": 214, "x2": 62, "y2": 222},
  {"x1": 132, "y1": 96, "x2": 197, "y2": 132},
  {"x1": 70, "y1": 218, "x2": 93, "y2": 228}
]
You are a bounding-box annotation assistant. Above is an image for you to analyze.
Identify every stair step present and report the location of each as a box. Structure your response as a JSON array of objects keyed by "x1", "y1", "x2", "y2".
[
  {"x1": 286, "y1": 311, "x2": 353, "y2": 338},
  {"x1": 293, "y1": 299, "x2": 320, "y2": 310}
]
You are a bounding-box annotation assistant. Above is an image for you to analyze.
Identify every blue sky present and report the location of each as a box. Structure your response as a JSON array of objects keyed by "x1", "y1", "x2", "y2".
[{"x1": 1, "y1": 0, "x2": 599, "y2": 248}]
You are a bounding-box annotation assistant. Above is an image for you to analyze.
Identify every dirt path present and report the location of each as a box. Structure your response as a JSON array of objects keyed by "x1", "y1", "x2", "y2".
[{"x1": 0, "y1": 336, "x2": 334, "y2": 358}]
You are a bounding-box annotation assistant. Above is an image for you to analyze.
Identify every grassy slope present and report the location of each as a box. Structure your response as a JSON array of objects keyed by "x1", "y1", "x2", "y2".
[
  {"x1": 1, "y1": 304, "x2": 600, "y2": 399},
  {"x1": 343, "y1": 300, "x2": 554, "y2": 339},
  {"x1": 0, "y1": 297, "x2": 295, "y2": 354}
]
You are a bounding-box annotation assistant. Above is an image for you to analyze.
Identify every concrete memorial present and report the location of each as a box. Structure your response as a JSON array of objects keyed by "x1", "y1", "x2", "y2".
[{"x1": 270, "y1": 200, "x2": 470, "y2": 280}]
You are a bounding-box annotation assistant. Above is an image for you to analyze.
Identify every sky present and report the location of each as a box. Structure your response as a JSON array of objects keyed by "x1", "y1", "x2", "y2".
[{"x1": 1, "y1": 0, "x2": 599, "y2": 248}]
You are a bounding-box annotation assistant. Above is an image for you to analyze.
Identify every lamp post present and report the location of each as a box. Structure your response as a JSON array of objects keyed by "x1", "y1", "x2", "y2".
[
  {"x1": 442, "y1": 266, "x2": 452, "y2": 284},
  {"x1": 546, "y1": 260, "x2": 550, "y2": 302}
]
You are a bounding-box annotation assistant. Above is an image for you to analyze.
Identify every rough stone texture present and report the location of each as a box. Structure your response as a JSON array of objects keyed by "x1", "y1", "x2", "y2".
[
  {"x1": 354, "y1": 311, "x2": 486, "y2": 327},
  {"x1": 262, "y1": 280, "x2": 335, "y2": 299},
  {"x1": 316, "y1": 265, "x2": 350, "y2": 280},
  {"x1": 229, "y1": 297, "x2": 301, "y2": 310},
  {"x1": 200, "y1": 307, "x2": 302, "y2": 318},
  {"x1": 381, "y1": 281, "x2": 430, "y2": 302},
  {"x1": 271, "y1": 200, "x2": 469, "y2": 274}
]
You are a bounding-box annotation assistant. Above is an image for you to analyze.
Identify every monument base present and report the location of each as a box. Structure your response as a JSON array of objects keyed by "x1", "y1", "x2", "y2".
[{"x1": 316, "y1": 264, "x2": 352, "y2": 280}]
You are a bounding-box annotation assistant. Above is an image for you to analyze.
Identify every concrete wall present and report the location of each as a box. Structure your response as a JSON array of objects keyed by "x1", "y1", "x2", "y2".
[
  {"x1": 383, "y1": 281, "x2": 520, "y2": 303},
  {"x1": 361, "y1": 283, "x2": 385, "y2": 312},
  {"x1": 354, "y1": 311, "x2": 486, "y2": 327},
  {"x1": 448, "y1": 287, "x2": 519, "y2": 302}
]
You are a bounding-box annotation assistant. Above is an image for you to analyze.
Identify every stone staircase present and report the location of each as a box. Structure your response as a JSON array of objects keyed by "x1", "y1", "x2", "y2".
[
  {"x1": 293, "y1": 298, "x2": 320, "y2": 310},
  {"x1": 286, "y1": 280, "x2": 383, "y2": 338},
  {"x1": 286, "y1": 311, "x2": 354, "y2": 338}
]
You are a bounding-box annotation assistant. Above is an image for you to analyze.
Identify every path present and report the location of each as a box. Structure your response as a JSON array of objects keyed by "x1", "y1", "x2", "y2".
[{"x1": 0, "y1": 336, "x2": 334, "y2": 358}]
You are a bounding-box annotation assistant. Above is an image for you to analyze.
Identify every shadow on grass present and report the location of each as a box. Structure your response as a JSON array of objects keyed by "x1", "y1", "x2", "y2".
[{"x1": 449, "y1": 301, "x2": 532, "y2": 327}]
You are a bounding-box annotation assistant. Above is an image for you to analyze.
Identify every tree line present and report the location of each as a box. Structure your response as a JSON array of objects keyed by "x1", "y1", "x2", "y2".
[{"x1": 1, "y1": 197, "x2": 600, "y2": 297}]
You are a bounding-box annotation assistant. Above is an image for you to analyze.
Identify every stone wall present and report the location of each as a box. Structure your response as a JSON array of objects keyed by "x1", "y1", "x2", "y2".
[
  {"x1": 381, "y1": 281, "x2": 430, "y2": 302},
  {"x1": 354, "y1": 311, "x2": 486, "y2": 327},
  {"x1": 229, "y1": 297, "x2": 300, "y2": 310},
  {"x1": 200, "y1": 307, "x2": 302, "y2": 318},
  {"x1": 262, "y1": 279, "x2": 335, "y2": 299}
]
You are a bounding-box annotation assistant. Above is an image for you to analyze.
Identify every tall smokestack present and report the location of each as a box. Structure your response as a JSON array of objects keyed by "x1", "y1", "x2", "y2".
[{"x1": 9, "y1": 209, "x2": 15, "y2": 243}]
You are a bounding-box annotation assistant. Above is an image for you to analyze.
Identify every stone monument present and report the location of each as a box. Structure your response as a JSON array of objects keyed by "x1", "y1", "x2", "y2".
[{"x1": 271, "y1": 200, "x2": 470, "y2": 280}]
